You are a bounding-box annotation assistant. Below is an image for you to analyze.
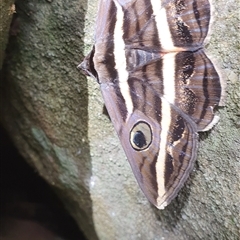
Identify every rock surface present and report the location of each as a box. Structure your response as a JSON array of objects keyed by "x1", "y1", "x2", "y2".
[
  {"x1": 1, "y1": 0, "x2": 239, "y2": 239},
  {"x1": 0, "y1": 0, "x2": 15, "y2": 68}
]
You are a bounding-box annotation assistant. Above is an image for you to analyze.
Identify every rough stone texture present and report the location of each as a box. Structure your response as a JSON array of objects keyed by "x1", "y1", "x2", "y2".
[
  {"x1": 0, "y1": 0, "x2": 15, "y2": 69},
  {"x1": 1, "y1": 0, "x2": 239, "y2": 239}
]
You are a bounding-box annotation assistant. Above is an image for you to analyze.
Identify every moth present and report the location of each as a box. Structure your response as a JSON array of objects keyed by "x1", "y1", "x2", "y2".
[{"x1": 80, "y1": 0, "x2": 224, "y2": 209}]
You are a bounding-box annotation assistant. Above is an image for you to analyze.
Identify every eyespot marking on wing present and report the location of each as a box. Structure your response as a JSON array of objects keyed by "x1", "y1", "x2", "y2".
[{"x1": 130, "y1": 121, "x2": 152, "y2": 151}]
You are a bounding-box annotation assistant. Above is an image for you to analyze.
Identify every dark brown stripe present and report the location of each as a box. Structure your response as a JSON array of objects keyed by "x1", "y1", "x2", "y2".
[
  {"x1": 139, "y1": 154, "x2": 158, "y2": 199},
  {"x1": 127, "y1": 76, "x2": 146, "y2": 112},
  {"x1": 177, "y1": 51, "x2": 195, "y2": 84},
  {"x1": 192, "y1": 0, "x2": 211, "y2": 41},
  {"x1": 165, "y1": 0, "x2": 193, "y2": 47},
  {"x1": 171, "y1": 115, "x2": 186, "y2": 143},
  {"x1": 164, "y1": 154, "x2": 174, "y2": 188},
  {"x1": 175, "y1": 19, "x2": 193, "y2": 45},
  {"x1": 123, "y1": 0, "x2": 153, "y2": 42},
  {"x1": 192, "y1": 0, "x2": 202, "y2": 37},
  {"x1": 178, "y1": 140, "x2": 189, "y2": 164},
  {"x1": 149, "y1": 154, "x2": 159, "y2": 199},
  {"x1": 114, "y1": 85, "x2": 129, "y2": 121},
  {"x1": 182, "y1": 88, "x2": 197, "y2": 115},
  {"x1": 180, "y1": 52, "x2": 195, "y2": 84},
  {"x1": 103, "y1": 1, "x2": 118, "y2": 82},
  {"x1": 197, "y1": 55, "x2": 211, "y2": 124},
  {"x1": 145, "y1": 59, "x2": 163, "y2": 123},
  {"x1": 164, "y1": 114, "x2": 186, "y2": 187}
]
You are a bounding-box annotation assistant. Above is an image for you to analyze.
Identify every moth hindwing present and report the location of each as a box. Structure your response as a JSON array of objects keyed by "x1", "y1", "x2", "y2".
[{"x1": 80, "y1": 0, "x2": 224, "y2": 209}]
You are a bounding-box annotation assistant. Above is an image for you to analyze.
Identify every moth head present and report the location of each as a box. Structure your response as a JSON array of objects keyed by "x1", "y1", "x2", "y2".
[
  {"x1": 130, "y1": 121, "x2": 152, "y2": 151},
  {"x1": 78, "y1": 46, "x2": 99, "y2": 82}
]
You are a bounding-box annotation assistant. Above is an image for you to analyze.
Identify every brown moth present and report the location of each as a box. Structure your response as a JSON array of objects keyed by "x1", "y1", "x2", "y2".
[{"x1": 80, "y1": 0, "x2": 224, "y2": 209}]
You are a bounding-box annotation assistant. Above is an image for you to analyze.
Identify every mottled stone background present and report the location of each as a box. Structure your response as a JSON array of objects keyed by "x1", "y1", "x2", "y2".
[{"x1": 1, "y1": 0, "x2": 239, "y2": 239}]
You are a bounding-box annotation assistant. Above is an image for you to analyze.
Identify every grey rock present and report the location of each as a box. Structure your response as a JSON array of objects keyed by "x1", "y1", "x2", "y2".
[{"x1": 1, "y1": 0, "x2": 239, "y2": 239}]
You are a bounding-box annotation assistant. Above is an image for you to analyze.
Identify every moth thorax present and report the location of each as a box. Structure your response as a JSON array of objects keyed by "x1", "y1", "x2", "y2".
[{"x1": 130, "y1": 121, "x2": 152, "y2": 151}]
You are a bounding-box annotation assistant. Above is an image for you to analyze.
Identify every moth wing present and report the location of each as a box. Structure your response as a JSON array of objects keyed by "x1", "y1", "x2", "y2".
[
  {"x1": 159, "y1": 0, "x2": 212, "y2": 48},
  {"x1": 172, "y1": 50, "x2": 223, "y2": 131},
  {"x1": 81, "y1": 0, "x2": 223, "y2": 209},
  {"x1": 127, "y1": 49, "x2": 223, "y2": 131},
  {"x1": 94, "y1": 0, "x2": 149, "y2": 43},
  {"x1": 94, "y1": 0, "x2": 117, "y2": 43},
  {"x1": 100, "y1": 82, "x2": 198, "y2": 209},
  {"x1": 113, "y1": 0, "x2": 211, "y2": 50}
]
